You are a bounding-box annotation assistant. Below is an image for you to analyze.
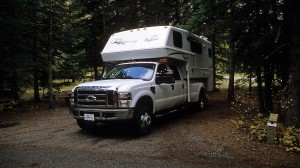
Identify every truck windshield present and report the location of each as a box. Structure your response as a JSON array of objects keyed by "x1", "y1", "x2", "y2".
[{"x1": 103, "y1": 63, "x2": 155, "y2": 80}]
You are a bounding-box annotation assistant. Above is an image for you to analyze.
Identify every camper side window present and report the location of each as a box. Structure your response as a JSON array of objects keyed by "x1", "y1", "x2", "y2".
[
  {"x1": 208, "y1": 48, "x2": 212, "y2": 58},
  {"x1": 190, "y1": 40, "x2": 202, "y2": 54},
  {"x1": 173, "y1": 31, "x2": 182, "y2": 48}
]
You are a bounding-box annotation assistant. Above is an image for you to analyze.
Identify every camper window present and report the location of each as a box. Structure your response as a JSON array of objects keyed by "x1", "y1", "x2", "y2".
[
  {"x1": 173, "y1": 31, "x2": 182, "y2": 48},
  {"x1": 208, "y1": 48, "x2": 212, "y2": 58},
  {"x1": 190, "y1": 40, "x2": 202, "y2": 54}
]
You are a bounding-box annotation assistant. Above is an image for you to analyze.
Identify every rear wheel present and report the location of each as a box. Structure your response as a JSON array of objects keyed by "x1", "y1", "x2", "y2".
[
  {"x1": 196, "y1": 91, "x2": 205, "y2": 111},
  {"x1": 134, "y1": 105, "x2": 152, "y2": 136}
]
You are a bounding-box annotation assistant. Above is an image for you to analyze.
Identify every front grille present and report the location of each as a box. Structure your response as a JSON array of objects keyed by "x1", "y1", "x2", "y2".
[
  {"x1": 72, "y1": 110, "x2": 79, "y2": 116},
  {"x1": 74, "y1": 86, "x2": 116, "y2": 107}
]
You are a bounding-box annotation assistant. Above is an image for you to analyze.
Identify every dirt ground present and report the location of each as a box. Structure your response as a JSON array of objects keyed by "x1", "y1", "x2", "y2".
[{"x1": 0, "y1": 91, "x2": 299, "y2": 168}]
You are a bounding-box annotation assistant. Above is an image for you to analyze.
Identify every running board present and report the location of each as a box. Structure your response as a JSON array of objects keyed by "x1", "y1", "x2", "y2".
[{"x1": 155, "y1": 106, "x2": 186, "y2": 118}]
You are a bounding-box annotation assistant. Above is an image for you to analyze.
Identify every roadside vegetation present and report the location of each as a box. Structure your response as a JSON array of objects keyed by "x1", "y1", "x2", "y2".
[
  {"x1": 0, "y1": 79, "x2": 80, "y2": 114},
  {"x1": 229, "y1": 78, "x2": 300, "y2": 153}
]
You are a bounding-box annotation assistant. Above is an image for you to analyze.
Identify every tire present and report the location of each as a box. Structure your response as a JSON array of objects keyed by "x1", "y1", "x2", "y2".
[
  {"x1": 196, "y1": 91, "x2": 205, "y2": 112},
  {"x1": 133, "y1": 105, "x2": 152, "y2": 136},
  {"x1": 76, "y1": 119, "x2": 97, "y2": 132}
]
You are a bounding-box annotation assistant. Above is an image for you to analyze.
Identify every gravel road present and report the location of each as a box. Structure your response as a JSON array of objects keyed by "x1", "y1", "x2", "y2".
[{"x1": 0, "y1": 93, "x2": 299, "y2": 168}]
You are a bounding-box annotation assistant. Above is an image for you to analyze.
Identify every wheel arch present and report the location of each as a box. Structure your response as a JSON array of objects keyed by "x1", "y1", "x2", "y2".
[
  {"x1": 190, "y1": 82, "x2": 206, "y2": 102},
  {"x1": 198, "y1": 86, "x2": 206, "y2": 101},
  {"x1": 135, "y1": 95, "x2": 154, "y2": 114}
]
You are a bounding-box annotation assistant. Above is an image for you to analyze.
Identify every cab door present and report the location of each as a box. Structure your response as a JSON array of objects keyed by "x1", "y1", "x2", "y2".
[
  {"x1": 154, "y1": 64, "x2": 184, "y2": 111},
  {"x1": 169, "y1": 64, "x2": 186, "y2": 106}
]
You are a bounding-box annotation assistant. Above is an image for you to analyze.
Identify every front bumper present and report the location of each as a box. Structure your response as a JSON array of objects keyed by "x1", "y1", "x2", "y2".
[{"x1": 69, "y1": 106, "x2": 134, "y2": 121}]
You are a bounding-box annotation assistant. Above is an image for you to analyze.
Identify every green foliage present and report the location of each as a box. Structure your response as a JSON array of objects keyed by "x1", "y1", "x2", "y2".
[
  {"x1": 232, "y1": 93, "x2": 267, "y2": 141},
  {"x1": 278, "y1": 126, "x2": 300, "y2": 153},
  {"x1": 0, "y1": 0, "x2": 88, "y2": 101},
  {"x1": 2, "y1": 0, "x2": 189, "y2": 100},
  {"x1": 233, "y1": 114, "x2": 268, "y2": 142},
  {"x1": 0, "y1": 100, "x2": 18, "y2": 113}
]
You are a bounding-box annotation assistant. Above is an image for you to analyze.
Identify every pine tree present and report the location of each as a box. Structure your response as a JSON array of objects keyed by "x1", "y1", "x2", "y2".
[{"x1": 285, "y1": 0, "x2": 300, "y2": 126}]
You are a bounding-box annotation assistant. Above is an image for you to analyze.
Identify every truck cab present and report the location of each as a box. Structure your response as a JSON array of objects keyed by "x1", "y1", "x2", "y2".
[{"x1": 69, "y1": 26, "x2": 213, "y2": 135}]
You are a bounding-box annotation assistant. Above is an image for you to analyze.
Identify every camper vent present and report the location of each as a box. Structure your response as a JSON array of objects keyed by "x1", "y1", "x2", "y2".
[{"x1": 200, "y1": 36, "x2": 208, "y2": 40}]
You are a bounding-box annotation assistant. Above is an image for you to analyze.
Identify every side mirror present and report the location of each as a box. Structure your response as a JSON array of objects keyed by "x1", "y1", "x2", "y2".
[{"x1": 156, "y1": 70, "x2": 174, "y2": 84}]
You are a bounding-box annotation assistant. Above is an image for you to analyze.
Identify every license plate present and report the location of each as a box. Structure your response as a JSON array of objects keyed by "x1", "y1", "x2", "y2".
[{"x1": 84, "y1": 114, "x2": 95, "y2": 121}]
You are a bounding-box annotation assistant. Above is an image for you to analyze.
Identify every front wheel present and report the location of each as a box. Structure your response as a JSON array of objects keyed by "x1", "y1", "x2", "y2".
[
  {"x1": 133, "y1": 105, "x2": 152, "y2": 136},
  {"x1": 76, "y1": 119, "x2": 97, "y2": 132}
]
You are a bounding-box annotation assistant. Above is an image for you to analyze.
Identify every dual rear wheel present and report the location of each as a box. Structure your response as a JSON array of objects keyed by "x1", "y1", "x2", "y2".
[{"x1": 195, "y1": 90, "x2": 206, "y2": 112}]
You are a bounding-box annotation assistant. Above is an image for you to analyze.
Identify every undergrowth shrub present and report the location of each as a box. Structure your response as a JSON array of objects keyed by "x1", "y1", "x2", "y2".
[
  {"x1": 232, "y1": 93, "x2": 267, "y2": 142},
  {"x1": 278, "y1": 126, "x2": 300, "y2": 153},
  {"x1": 0, "y1": 100, "x2": 18, "y2": 113},
  {"x1": 232, "y1": 93, "x2": 300, "y2": 153}
]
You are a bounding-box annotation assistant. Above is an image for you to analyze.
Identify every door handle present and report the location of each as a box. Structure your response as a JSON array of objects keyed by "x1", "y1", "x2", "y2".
[{"x1": 170, "y1": 84, "x2": 174, "y2": 90}]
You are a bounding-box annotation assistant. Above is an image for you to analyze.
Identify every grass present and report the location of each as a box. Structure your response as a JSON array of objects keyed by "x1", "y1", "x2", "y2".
[
  {"x1": 217, "y1": 73, "x2": 258, "y2": 92},
  {"x1": 21, "y1": 79, "x2": 85, "y2": 100}
]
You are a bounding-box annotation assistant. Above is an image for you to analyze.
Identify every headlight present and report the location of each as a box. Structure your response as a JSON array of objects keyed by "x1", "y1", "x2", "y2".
[
  {"x1": 118, "y1": 92, "x2": 132, "y2": 100},
  {"x1": 69, "y1": 92, "x2": 74, "y2": 99},
  {"x1": 118, "y1": 92, "x2": 131, "y2": 108},
  {"x1": 69, "y1": 92, "x2": 74, "y2": 105}
]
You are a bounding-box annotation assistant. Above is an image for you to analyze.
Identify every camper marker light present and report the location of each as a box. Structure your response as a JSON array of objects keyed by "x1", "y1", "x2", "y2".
[{"x1": 159, "y1": 58, "x2": 168, "y2": 63}]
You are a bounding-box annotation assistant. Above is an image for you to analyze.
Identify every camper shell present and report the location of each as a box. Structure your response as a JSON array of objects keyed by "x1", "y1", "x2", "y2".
[{"x1": 101, "y1": 26, "x2": 213, "y2": 91}]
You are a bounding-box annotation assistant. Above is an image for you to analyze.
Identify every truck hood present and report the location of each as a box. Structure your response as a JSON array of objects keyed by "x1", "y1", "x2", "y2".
[{"x1": 72, "y1": 79, "x2": 148, "y2": 92}]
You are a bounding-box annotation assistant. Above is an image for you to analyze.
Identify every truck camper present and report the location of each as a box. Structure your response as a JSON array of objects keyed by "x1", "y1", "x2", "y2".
[{"x1": 69, "y1": 26, "x2": 213, "y2": 135}]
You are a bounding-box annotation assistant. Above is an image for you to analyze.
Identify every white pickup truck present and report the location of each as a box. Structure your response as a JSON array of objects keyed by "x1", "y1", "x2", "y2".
[{"x1": 69, "y1": 26, "x2": 213, "y2": 135}]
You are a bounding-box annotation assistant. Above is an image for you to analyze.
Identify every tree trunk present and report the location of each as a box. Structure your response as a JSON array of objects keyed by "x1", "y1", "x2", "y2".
[
  {"x1": 228, "y1": 2, "x2": 236, "y2": 101},
  {"x1": 248, "y1": 66, "x2": 252, "y2": 93},
  {"x1": 128, "y1": 0, "x2": 138, "y2": 28},
  {"x1": 91, "y1": 5, "x2": 100, "y2": 80},
  {"x1": 264, "y1": 63, "x2": 274, "y2": 114},
  {"x1": 33, "y1": 72, "x2": 40, "y2": 102},
  {"x1": 10, "y1": 71, "x2": 20, "y2": 101},
  {"x1": 93, "y1": 65, "x2": 99, "y2": 80},
  {"x1": 174, "y1": 0, "x2": 180, "y2": 24},
  {"x1": 256, "y1": 65, "x2": 265, "y2": 113},
  {"x1": 211, "y1": 35, "x2": 217, "y2": 91},
  {"x1": 32, "y1": 1, "x2": 40, "y2": 102},
  {"x1": 228, "y1": 42, "x2": 235, "y2": 101},
  {"x1": 285, "y1": 0, "x2": 300, "y2": 126},
  {"x1": 48, "y1": 0, "x2": 54, "y2": 110}
]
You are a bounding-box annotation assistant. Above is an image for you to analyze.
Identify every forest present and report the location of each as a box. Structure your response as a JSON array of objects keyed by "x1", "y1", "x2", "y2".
[{"x1": 0, "y1": 0, "x2": 299, "y2": 129}]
